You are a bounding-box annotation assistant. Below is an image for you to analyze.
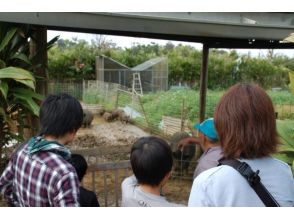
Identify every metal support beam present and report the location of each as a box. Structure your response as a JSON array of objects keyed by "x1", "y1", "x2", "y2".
[{"x1": 199, "y1": 44, "x2": 209, "y2": 123}]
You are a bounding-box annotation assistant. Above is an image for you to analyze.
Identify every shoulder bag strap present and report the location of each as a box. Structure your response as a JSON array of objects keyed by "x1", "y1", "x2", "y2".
[{"x1": 218, "y1": 158, "x2": 280, "y2": 207}]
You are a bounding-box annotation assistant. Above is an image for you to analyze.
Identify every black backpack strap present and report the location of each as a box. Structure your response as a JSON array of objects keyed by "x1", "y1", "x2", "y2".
[{"x1": 218, "y1": 158, "x2": 280, "y2": 207}]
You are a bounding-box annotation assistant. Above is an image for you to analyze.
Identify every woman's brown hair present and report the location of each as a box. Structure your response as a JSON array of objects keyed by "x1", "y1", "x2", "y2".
[{"x1": 214, "y1": 83, "x2": 278, "y2": 159}]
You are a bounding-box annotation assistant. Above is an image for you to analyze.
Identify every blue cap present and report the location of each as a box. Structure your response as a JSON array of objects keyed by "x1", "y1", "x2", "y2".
[{"x1": 193, "y1": 118, "x2": 218, "y2": 141}]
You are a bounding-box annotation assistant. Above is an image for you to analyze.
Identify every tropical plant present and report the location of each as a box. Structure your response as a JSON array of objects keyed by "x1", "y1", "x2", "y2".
[
  {"x1": 0, "y1": 67, "x2": 43, "y2": 173},
  {"x1": 275, "y1": 120, "x2": 294, "y2": 173},
  {"x1": 0, "y1": 22, "x2": 59, "y2": 173}
]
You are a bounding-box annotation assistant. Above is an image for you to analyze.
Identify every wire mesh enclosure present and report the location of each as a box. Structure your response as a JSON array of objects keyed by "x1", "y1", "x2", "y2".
[
  {"x1": 95, "y1": 55, "x2": 168, "y2": 92},
  {"x1": 48, "y1": 79, "x2": 83, "y2": 100}
]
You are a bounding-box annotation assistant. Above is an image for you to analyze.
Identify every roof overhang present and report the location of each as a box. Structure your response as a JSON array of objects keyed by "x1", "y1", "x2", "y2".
[{"x1": 0, "y1": 12, "x2": 294, "y2": 49}]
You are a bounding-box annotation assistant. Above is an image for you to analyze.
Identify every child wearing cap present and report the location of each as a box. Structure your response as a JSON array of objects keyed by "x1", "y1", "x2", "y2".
[{"x1": 178, "y1": 118, "x2": 222, "y2": 178}]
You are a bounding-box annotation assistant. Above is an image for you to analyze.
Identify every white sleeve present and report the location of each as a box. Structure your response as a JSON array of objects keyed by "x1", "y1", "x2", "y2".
[{"x1": 188, "y1": 171, "x2": 212, "y2": 207}]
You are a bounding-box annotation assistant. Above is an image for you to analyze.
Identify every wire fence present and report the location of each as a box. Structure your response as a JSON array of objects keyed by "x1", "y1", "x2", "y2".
[
  {"x1": 47, "y1": 79, "x2": 294, "y2": 146},
  {"x1": 47, "y1": 79, "x2": 294, "y2": 182}
]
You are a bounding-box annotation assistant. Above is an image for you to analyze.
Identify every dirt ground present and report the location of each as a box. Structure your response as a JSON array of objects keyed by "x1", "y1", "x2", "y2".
[{"x1": 69, "y1": 115, "x2": 195, "y2": 206}]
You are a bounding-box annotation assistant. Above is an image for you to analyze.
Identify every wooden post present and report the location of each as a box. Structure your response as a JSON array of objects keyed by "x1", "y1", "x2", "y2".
[
  {"x1": 114, "y1": 169, "x2": 119, "y2": 206},
  {"x1": 180, "y1": 99, "x2": 185, "y2": 132},
  {"x1": 115, "y1": 89, "x2": 120, "y2": 108},
  {"x1": 30, "y1": 26, "x2": 48, "y2": 96},
  {"x1": 25, "y1": 26, "x2": 48, "y2": 137},
  {"x1": 196, "y1": 44, "x2": 210, "y2": 161},
  {"x1": 103, "y1": 171, "x2": 108, "y2": 207},
  {"x1": 92, "y1": 171, "x2": 96, "y2": 194},
  {"x1": 199, "y1": 44, "x2": 210, "y2": 123}
]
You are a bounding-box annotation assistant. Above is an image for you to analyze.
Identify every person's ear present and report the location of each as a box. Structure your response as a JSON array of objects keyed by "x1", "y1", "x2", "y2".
[
  {"x1": 68, "y1": 130, "x2": 77, "y2": 141},
  {"x1": 199, "y1": 133, "x2": 205, "y2": 144}
]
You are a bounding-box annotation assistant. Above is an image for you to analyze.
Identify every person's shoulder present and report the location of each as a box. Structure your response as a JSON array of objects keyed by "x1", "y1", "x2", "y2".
[
  {"x1": 34, "y1": 151, "x2": 75, "y2": 176},
  {"x1": 266, "y1": 157, "x2": 293, "y2": 174},
  {"x1": 271, "y1": 157, "x2": 292, "y2": 168},
  {"x1": 122, "y1": 175, "x2": 137, "y2": 187},
  {"x1": 196, "y1": 166, "x2": 224, "y2": 179},
  {"x1": 243, "y1": 157, "x2": 292, "y2": 173},
  {"x1": 194, "y1": 165, "x2": 241, "y2": 186}
]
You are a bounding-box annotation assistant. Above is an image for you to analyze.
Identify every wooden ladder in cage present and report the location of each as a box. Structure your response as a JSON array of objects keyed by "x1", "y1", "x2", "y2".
[{"x1": 132, "y1": 72, "x2": 143, "y2": 96}]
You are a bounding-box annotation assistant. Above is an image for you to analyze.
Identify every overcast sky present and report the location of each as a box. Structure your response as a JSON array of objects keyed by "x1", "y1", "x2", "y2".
[{"x1": 48, "y1": 30, "x2": 294, "y2": 58}]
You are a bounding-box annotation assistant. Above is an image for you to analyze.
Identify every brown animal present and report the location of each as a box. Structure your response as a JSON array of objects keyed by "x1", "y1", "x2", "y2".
[
  {"x1": 98, "y1": 108, "x2": 106, "y2": 116},
  {"x1": 118, "y1": 111, "x2": 130, "y2": 124},
  {"x1": 111, "y1": 109, "x2": 131, "y2": 124},
  {"x1": 111, "y1": 109, "x2": 124, "y2": 118},
  {"x1": 103, "y1": 112, "x2": 114, "y2": 122},
  {"x1": 170, "y1": 132, "x2": 196, "y2": 175},
  {"x1": 82, "y1": 109, "x2": 94, "y2": 127}
]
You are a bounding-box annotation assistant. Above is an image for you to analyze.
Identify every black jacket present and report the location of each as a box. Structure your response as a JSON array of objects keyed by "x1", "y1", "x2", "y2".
[{"x1": 79, "y1": 186, "x2": 100, "y2": 207}]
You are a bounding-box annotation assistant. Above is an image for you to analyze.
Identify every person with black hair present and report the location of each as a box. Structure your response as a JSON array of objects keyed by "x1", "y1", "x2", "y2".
[
  {"x1": 70, "y1": 154, "x2": 100, "y2": 207},
  {"x1": 0, "y1": 93, "x2": 83, "y2": 206},
  {"x1": 121, "y1": 136, "x2": 183, "y2": 207}
]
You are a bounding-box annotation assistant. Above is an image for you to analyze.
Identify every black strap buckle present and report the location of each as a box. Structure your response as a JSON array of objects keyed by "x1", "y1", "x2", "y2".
[{"x1": 236, "y1": 162, "x2": 260, "y2": 186}]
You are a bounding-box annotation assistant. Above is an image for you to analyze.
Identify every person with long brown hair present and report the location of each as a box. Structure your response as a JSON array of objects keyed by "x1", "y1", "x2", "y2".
[{"x1": 188, "y1": 83, "x2": 294, "y2": 206}]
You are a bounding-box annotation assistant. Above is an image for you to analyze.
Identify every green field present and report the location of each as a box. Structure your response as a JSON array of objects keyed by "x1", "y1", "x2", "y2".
[
  {"x1": 140, "y1": 89, "x2": 294, "y2": 126},
  {"x1": 83, "y1": 88, "x2": 294, "y2": 125}
]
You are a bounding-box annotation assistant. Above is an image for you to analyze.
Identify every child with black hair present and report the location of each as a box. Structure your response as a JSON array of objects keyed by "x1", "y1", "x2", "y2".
[
  {"x1": 70, "y1": 154, "x2": 100, "y2": 207},
  {"x1": 0, "y1": 93, "x2": 83, "y2": 206},
  {"x1": 121, "y1": 136, "x2": 183, "y2": 207}
]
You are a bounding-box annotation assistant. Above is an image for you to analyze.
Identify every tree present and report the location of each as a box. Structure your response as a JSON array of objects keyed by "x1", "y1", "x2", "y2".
[{"x1": 0, "y1": 23, "x2": 44, "y2": 173}]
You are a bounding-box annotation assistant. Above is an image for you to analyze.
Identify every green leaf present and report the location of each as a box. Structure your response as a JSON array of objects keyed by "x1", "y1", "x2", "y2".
[
  {"x1": 273, "y1": 153, "x2": 294, "y2": 165},
  {"x1": 14, "y1": 79, "x2": 35, "y2": 90},
  {"x1": 0, "y1": 59, "x2": 6, "y2": 68},
  {"x1": 13, "y1": 89, "x2": 41, "y2": 116},
  {"x1": 10, "y1": 53, "x2": 32, "y2": 65},
  {"x1": 11, "y1": 87, "x2": 44, "y2": 101},
  {"x1": 0, "y1": 80, "x2": 8, "y2": 99},
  {"x1": 0, "y1": 67, "x2": 35, "y2": 90},
  {"x1": 47, "y1": 36, "x2": 59, "y2": 50},
  {"x1": 277, "y1": 120, "x2": 294, "y2": 148},
  {"x1": 0, "y1": 106, "x2": 5, "y2": 117},
  {"x1": 0, "y1": 66, "x2": 35, "y2": 80},
  {"x1": 0, "y1": 27, "x2": 17, "y2": 52}
]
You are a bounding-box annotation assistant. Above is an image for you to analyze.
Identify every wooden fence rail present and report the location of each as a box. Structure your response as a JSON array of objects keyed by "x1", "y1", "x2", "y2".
[{"x1": 71, "y1": 149, "x2": 131, "y2": 207}]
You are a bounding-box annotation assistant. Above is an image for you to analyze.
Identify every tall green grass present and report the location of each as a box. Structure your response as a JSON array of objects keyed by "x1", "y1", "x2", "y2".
[{"x1": 140, "y1": 89, "x2": 294, "y2": 126}]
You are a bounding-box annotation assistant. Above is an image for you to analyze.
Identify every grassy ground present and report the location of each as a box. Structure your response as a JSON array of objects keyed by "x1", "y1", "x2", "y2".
[
  {"x1": 83, "y1": 88, "x2": 294, "y2": 128},
  {"x1": 139, "y1": 89, "x2": 294, "y2": 126}
]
